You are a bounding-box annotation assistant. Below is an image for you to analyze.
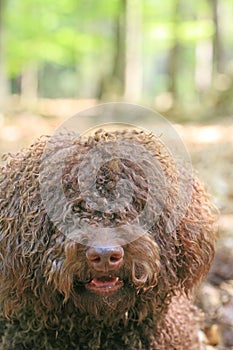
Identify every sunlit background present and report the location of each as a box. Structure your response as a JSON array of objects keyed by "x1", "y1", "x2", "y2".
[
  {"x1": 1, "y1": 0, "x2": 233, "y2": 114},
  {"x1": 0, "y1": 1, "x2": 233, "y2": 346}
]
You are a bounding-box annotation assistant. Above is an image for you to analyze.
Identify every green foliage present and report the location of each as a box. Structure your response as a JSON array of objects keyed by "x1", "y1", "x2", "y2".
[
  {"x1": 5, "y1": 0, "x2": 119, "y2": 76},
  {"x1": 2, "y1": 0, "x2": 233, "y2": 110}
]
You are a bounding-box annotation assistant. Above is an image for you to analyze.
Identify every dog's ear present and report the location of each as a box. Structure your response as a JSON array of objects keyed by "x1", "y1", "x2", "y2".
[
  {"x1": 153, "y1": 176, "x2": 217, "y2": 296},
  {"x1": 175, "y1": 177, "x2": 217, "y2": 293},
  {"x1": 0, "y1": 143, "x2": 56, "y2": 318}
]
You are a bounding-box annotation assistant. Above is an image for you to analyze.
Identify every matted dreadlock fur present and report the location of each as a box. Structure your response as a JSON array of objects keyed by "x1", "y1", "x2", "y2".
[{"x1": 0, "y1": 129, "x2": 217, "y2": 349}]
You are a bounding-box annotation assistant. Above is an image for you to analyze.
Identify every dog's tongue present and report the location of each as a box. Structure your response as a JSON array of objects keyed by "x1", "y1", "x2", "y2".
[{"x1": 91, "y1": 277, "x2": 118, "y2": 288}]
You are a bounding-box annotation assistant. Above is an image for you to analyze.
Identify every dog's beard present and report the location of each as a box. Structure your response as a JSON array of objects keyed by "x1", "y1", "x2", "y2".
[
  {"x1": 72, "y1": 278, "x2": 137, "y2": 319},
  {"x1": 49, "y1": 233, "x2": 160, "y2": 319}
]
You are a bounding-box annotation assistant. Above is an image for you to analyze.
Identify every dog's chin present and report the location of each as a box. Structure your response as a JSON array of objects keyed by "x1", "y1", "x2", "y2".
[{"x1": 73, "y1": 277, "x2": 136, "y2": 318}]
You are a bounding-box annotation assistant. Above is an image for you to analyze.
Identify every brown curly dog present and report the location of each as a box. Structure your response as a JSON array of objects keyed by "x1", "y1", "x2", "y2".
[{"x1": 0, "y1": 129, "x2": 216, "y2": 349}]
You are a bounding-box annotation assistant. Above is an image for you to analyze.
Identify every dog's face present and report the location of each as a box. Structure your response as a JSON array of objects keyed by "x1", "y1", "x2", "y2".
[
  {"x1": 42, "y1": 164, "x2": 161, "y2": 315},
  {"x1": 40, "y1": 130, "x2": 167, "y2": 317},
  {"x1": 46, "y1": 229, "x2": 161, "y2": 318},
  {"x1": 0, "y1": 129, "x2": 216, "y2": 321}
]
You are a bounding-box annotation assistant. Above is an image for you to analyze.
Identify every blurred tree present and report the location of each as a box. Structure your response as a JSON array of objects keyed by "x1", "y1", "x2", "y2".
[
  {"x1": 98, "y1": 0, "x2": 144, "y2": 101},
  {"x1": 0, "y1": 0, "x2": 9, "y2": 111},
  {"x1": 21, "y1": 64, "x2": 38, "y2": 106},
  {"x1": 97, "y1": 0, "x2": 126, "y2": 99},
  {"x1": 1, "y1": 0, "x2": 233, "y2": 116},
  {"x1": 211, "y1": 0, "x2": 224, "y2": 75},
  {"x1": 124, "y1": 0, "x2": 143, "y2": 101},
  {"x1": 167, "y1": 0, "x2": 180, "y2": 100}
]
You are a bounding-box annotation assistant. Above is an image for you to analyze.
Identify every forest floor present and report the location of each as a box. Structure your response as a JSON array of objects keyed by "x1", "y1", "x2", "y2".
[{"x1": 0, "y1": 105, "x2": 232, "y2": 349}]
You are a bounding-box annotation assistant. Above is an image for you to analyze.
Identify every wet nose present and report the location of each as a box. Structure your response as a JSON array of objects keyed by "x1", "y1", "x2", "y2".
[{"x1": 86, "y1": 246, "x2": 124, "y2": 272}]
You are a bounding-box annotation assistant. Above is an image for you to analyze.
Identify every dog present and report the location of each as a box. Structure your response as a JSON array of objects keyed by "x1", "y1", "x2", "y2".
[{"x1": 0, "y1": 129, "x2": 216, "y2": 349}]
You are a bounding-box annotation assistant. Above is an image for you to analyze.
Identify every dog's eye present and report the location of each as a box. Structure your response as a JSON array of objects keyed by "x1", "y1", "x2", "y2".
[{"x1": 72, "y1": 204, "x2": 81, "y2": 212}]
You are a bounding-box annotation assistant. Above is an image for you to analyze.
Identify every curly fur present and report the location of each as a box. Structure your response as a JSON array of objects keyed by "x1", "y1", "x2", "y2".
[{"x1": 0, "y1": 129, "x2": 217, "y2": 349}]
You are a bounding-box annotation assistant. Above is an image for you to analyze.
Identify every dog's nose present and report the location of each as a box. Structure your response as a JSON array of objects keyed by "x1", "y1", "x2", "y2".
[{"x1": 86, "y1": 246, "x2": 124, "y2": 272}]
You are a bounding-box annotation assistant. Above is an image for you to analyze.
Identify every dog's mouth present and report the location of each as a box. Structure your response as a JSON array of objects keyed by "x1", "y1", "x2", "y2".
[{"x1": 85, "y1": 276, "x2": 124, "y2": 294}]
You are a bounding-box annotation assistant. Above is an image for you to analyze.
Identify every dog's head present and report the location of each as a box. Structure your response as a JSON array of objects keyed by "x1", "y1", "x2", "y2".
[{"x1": 0, "y1": 129, "x2": 216, "y2": 321}]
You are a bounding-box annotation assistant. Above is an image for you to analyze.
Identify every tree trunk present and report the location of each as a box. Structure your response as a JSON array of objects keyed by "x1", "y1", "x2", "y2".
[
  {"x1": 20, "y1": 64, "x2": 38, "y2": 107},
  {"x1": 167, "y1": 0, "x2": 180, "y2": 100},
  {"x1": 195, "y1": 40, "x2": 213, "y2": 92},
  {"x1": 112, "y1": 0, "x2": 126, "y2": 90},
  {"x1": 124, "y1": 0, "x2": 143, "y2": 102},
  {"x1": 211, "y1": 0, "x2": 224, "y2": 75},
  {"x1": 97, "y1": 0, "x2": 126, "y2": 100},
  {"x1": 168, "y1": 45, "x2": 179, "y2": 97},
  {"x1": 0, "y1": 0, "x2": 10, "y2": 112}
]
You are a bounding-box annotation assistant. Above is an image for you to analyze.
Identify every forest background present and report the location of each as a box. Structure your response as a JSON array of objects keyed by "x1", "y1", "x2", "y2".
[{"x1": 0, "y1": 1, "x2": 233, "y2": 348}]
